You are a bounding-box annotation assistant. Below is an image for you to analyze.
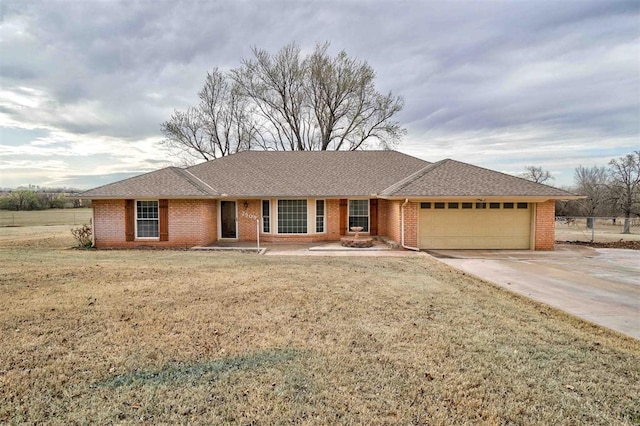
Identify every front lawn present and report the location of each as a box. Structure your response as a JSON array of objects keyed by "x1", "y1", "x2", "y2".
[{"x1": 0, "y1": 227, "x2": 638, "y2": 424}]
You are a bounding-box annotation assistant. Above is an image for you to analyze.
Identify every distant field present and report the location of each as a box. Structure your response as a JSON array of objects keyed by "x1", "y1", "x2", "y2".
[
  {"x1": 0, "y1": 226, "x2": 638, "y2": 424},
  {"x1": 555, "y1": 218, "x2": 640, "y2": 243},
  {"x1": 0, "y1": 208, "x2": 92, "y2": 227}
]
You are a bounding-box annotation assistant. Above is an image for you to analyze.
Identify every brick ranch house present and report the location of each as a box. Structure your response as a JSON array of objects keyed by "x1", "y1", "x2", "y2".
[{"x1": 80, "y1": 151, "x2": 580, "y2": 250}]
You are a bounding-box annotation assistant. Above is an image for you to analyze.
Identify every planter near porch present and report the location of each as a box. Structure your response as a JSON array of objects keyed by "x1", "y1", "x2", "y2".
[{"x1": 340, "y1": 226, "x2": 373, "y2": 248}]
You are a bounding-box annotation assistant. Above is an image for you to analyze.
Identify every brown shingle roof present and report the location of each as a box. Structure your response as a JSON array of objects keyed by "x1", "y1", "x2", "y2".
[
  {"x1": 80, "y1": 167, "x2": 217, "y2": 198},
  {"x1": 80, "y1": 152, "x2": 578, "y2": 200},
  {"x1": 381, "y1": 159, "x2": 576, "y2": 198},
  {"x1": 185, "y1": 150, "x2": 429, "y2": 197}
]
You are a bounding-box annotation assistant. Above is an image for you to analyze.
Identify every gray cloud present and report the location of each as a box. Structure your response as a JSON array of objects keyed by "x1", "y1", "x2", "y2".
[{"x1": 0, "y1": 0, "x2": 638, "y2": 188}]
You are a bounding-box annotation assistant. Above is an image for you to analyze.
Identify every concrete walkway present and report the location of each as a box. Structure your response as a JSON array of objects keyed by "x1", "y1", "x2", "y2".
[
  {"x1": 266, "y1": 241, "x2": 426, "y2": 257},
  {"x1": 430, "y1": 245, "x2": 640, "y2": 339},
  {"x1": 194, "y1": 240, "x2": 426, "y2": 257}
]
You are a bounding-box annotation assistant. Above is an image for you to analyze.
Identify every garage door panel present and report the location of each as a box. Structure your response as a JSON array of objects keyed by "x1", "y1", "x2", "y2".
[{"x1": 419, "y1": 204, "x2": 531, "y2": 249}]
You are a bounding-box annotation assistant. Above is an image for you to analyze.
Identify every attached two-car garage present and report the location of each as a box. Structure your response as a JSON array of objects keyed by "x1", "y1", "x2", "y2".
[{"x1": 418, "y1": 201, "x2": 532, "y2": 249}]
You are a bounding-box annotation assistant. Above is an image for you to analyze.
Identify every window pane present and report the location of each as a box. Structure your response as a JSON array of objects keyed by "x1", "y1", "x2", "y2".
[
  {"x1": 448, "y1": 202, "x2": 459, "y2": 209},
  {"x1": 137, "y1": 220, "x2": 159, "y2": 238},
  {"x1": 348, "y1": 200, "x2": 369, "y2": 232},
  {"x1": 277, "y1": 200, "x2": 307, "y2": 234},
  {"x1": 503, "y1": 202, "x2": 514, "y2": 209},
  {"x1": 434, "y1": 202, "x2": 445, "y2": 209},
  {"x1": 348, "y1": 200, "x2": 368, "y2": 216},
  {"x1": 490, "y1": 202, "x2": 500, "y2": 209},
  {"x1": 349, "y1": 216, "x2": 369, "y2": 230},
  {"x1": 461, "y1": 202, "x2": 472, "y2": 209},
  {"x1": 420, "y1": 202, "x2": 431, "y2": 209},
  {"x1": 316, "y1": 200, "x2": 324, "y2": 233},
  {"x1": 476, "y1": 202, "x2": 486, "y2": 209},
  {"x1": 137, "y1": 200, "x2": 158, "y2": 219},
  {"x1": 517, "y1": 202, "x2": 528, "y2": 209},
  {"x1": 136, "y1": 201, "x2": 159, "y2": 238},
  {"x1": 262, "y1": 200, "x2": 270, "y2": 233}
]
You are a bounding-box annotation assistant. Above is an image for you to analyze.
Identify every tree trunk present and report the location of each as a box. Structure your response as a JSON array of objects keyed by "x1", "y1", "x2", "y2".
[{"x1": 622, "y1": 216, "x2": 631, "y2": 234}]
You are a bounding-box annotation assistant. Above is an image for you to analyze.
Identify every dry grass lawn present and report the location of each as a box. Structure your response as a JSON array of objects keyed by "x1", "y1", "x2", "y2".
[
  {"x1": 0, "y1": 208, "x2": 92, "y2": 227},
  {"x1": 1, "y1": 226, "x2": 639, "y2": 424}
]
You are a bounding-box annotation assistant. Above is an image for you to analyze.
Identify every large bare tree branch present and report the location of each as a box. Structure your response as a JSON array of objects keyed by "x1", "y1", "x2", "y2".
[{"x1": 162, "y1": 42, "x2": 406, "y2": 158}]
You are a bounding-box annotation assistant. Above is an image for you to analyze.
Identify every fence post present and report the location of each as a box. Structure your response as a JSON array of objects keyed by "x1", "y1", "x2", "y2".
[{"x1": 591, "y1": 217, "x2": 595, "y2": 242}]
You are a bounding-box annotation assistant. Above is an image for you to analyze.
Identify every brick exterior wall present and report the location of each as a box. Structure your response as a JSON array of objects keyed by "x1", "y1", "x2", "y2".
[
  {"x1": 385, "y1": 200, "x2": 402, "y2": 244},
  {"x1": 534, "y1": 200, "x2": 556, "y2": 251},
  {"x1": 377, "y1": 199, "x2": 389, "y2": 237},
  {"x1": 403, "y1": 201, "x2": 419, "y2": 248},
  {"x1": 93, "y1": 199, "x2": 217, "y2": 248},
  {"x1": 237, "y1": 199, "x2": 261, "y2": 242},
  {"x1": 94, "y1": 197, "x2": 555, "y2": 251},
  {"x1": 325, "y1": 199, "x2": 341, "y2": 240}
]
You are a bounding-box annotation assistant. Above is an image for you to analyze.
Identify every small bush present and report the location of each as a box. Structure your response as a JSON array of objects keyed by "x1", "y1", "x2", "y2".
[{"x1": 71, "y1": 224, "x2": 92, "y2": 247}]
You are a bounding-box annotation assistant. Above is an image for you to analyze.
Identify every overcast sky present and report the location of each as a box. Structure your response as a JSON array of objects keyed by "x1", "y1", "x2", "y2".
[{"x1": 1, "y1": 0, "x2": 638, "y2": 190}]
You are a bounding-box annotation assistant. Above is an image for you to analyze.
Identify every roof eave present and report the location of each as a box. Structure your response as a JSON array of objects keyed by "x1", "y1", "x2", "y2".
[
  {"x1": 378, "y1": 195, "x2": 585, "y2": 201},
  {"x1": 80, "y1": 195, "x2": 220, "y2": 200}
]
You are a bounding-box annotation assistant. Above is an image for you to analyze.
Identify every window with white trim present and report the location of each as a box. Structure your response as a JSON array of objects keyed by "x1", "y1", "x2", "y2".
[
  {"x1": 262, "y1": 200, "x2": 270, "y2": 233},
  {"x1": 136, "y1": 200, "x2": 159, "y2": 238},
  {"x1": 277, "y1": 200, "x2": 307, "y2": 234},
  {"x1": 316, "y1": 200, "x2": 325, "y2": 233},
  {"x1": 348, "y1": 200, "x2": 369, "y2": 232}
]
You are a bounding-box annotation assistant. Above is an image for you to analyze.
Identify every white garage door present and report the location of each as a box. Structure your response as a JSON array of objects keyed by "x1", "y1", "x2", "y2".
[{"x1": 418, "y1": 202, "x2": 531, "y2": 249}]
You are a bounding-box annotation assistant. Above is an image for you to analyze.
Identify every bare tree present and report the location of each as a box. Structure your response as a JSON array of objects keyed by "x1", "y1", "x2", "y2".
[
  {"x1": 232, "y1": 43, "x2": 309, "y2": 151},
  {"x1": 198, "y1": 68, "x2": 258, "y2": 156},
  {"x1": 161, "y1": 69, "x2": 257, "y2": 162},
  {"x1": 305, "y1": 43, "x2": 404, "y2": 150},
  {"x1": 574, "y1": 165, "x2": 609, "y2": 227},
  {"x1": 521, "y1": 166, "x2": 553, "y2": 184},
  {"x1": 162, "y1": 42, "x2": 405, "y2": 159},
  {"x1": 160, "y1": 107, "x2": 208, "y2": 162},
  {"x1": 608, "y1": 151, "x2": 640, "y2": 234}
]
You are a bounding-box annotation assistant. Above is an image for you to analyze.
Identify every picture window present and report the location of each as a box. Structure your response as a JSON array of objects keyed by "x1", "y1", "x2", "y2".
[{"x1": 277, "y1": 200, "x2": 307, "y2": 234}]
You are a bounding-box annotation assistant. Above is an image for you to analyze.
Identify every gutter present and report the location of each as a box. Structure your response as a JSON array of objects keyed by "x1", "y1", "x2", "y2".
[{"x1": 401, "y1": 198, "x2": 420, "y2": 251}]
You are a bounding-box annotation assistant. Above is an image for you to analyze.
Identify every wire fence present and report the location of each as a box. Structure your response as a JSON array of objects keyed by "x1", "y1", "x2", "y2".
[
  {"x1": 555, "y1": 216, "x2": 640, "y2": 243},
  {"x1": 0, "y1": 208, "x2": 93, "y2": 227}
]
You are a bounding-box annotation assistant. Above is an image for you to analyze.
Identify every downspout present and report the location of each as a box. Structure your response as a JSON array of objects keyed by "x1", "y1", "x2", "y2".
[{"x1": 401, "y1": 199, "x2": 420, "y2": 251}]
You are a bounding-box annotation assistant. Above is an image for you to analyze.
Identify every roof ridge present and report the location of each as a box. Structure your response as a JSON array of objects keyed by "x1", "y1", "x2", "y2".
[
  {"x1": 170, "y1": 167, "x2": 219, "y2": 196},
  {"x1": 381, "y1": 159, "x2": 448, "y2": 196}
]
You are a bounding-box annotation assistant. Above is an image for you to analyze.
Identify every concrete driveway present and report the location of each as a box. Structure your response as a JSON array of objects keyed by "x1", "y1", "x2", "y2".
[{"x1": 429, "y1": 244, "x2": 640, "y2": 339}]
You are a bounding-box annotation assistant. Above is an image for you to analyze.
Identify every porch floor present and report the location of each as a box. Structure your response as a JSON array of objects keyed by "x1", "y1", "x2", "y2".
[{"x1": 191, "y1": 240, "x2": 424, "y2": 257}]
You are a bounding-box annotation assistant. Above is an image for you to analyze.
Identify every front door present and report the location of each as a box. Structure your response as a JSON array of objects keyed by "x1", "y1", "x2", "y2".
[{"x1": 220, "y1": 201, "x2": 237, "y2": 238}]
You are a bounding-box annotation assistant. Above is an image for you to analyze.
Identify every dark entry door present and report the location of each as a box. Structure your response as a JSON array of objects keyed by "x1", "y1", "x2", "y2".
[{"x1": 220, "y1": 201, "x2": 237, "y2": 238}]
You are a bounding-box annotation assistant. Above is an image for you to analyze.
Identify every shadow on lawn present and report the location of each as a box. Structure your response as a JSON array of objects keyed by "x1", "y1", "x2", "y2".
[{"x1": 92, "y1": 348, "x2": 301, "y2": 388}]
